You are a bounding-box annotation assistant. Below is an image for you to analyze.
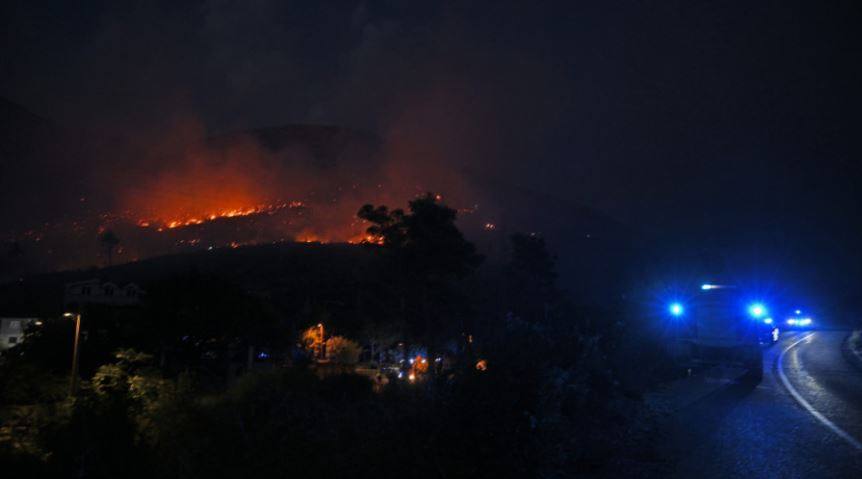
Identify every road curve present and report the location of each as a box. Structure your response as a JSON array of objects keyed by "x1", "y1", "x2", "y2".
[
  {"x1": 778, "y1": 332, "x2": 862, "y2": 450},
  {"x1": 659, "y1": 330, "x2": 862, "y2": 479}
]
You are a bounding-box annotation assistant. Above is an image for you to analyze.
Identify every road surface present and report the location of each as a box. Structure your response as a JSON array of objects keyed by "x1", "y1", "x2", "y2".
[{"x1": 661, "y1": 329, "x2": 862, "y2": 478}]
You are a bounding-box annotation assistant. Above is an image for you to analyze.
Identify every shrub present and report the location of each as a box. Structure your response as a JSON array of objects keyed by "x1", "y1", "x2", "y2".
[{"x1": 325, "y1": 336, "x2": 361, "y2": 365}]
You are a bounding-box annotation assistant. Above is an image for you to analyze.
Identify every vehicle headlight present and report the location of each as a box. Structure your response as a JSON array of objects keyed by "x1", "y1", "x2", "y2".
[{"x1": 748, "y1": 303, "x2": 767, "y2": 318}]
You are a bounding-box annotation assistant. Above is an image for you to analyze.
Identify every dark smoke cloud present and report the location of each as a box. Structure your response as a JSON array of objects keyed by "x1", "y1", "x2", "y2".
[
  {"x1": 1, "y1": 0, "x2": 575, "y2": 224},
  {"x1": 3, "y1": 0, "x2": 862, "y2": 298}
]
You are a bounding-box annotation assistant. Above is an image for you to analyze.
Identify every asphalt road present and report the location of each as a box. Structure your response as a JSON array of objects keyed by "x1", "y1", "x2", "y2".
[{"x1": 661, "y1": 329, "x2": 862, "y2": 478}]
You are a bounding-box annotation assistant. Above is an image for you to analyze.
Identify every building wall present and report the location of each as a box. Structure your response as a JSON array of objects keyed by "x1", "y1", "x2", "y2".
[{"x1": 0, "y1": 318, "x2": 37, "y2": 351}]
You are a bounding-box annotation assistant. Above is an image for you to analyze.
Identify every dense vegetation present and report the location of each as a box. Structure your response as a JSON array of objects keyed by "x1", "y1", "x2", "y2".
[{"x1": 0, "y1": 195, "x2": 667, "y2": 478}]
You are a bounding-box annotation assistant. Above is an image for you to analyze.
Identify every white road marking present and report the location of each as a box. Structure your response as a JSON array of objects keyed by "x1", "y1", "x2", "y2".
[{"x1": 776, "y1": 332, "x2": 862, "y2": 451}]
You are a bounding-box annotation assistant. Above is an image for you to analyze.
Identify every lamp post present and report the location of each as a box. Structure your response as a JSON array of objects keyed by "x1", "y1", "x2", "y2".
[
  {"x1": 64, "y1": 312, "x2": 81, "y2": 396},
  {"x1": 317, "y1": 322, "x2": 325, "y2": 360}
]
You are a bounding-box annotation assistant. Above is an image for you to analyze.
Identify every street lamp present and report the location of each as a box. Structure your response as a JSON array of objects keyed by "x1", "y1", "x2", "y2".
[
  {"x1": 317, "y1": 323, "x2": 325, "y2": 360},
  {"x1": 63, "y1": 312, "x2": 81, "y2": 395}
]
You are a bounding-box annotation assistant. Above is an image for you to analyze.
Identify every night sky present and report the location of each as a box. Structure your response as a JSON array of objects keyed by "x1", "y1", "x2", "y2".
[{"x1": 2, "y1": 1, "x2": 861, "y2": 301}]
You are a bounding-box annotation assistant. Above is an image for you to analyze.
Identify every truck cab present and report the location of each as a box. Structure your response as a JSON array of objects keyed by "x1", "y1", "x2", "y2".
[{"x1": 668, "y1": 284, "x2": 767, "y2": 384}]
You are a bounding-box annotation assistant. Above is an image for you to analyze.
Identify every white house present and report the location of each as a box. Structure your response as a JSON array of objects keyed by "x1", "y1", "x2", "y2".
[{"x1": 0, "y1": 317, "x2": 38, "y2": 351}]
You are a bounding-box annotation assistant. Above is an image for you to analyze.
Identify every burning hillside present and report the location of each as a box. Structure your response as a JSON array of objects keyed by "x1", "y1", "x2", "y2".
[
  {"x1": 0, "y1": 122, "x2": 389, "y2": 274},
  {"x1": 0, "y1": 119, "x2": 492, "y2": 277},
  {"x1": 1, "y1": 105, "x2": 630, "y2": 302},
  {"x1": 119, "y1": 122, "x2": 380, "y2": 237}
]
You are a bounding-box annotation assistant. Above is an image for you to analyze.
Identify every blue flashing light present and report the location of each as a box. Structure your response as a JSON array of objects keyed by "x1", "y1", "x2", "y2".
[
  {"x1": 763, "y1": 317, "x2": 773, "y2": 324},
  {"x1": 669, "y1": 302, "x2": 684, "y2": 317},
  {"x1": 748, "y1": 303, "x2": 767, "y2": 318}
]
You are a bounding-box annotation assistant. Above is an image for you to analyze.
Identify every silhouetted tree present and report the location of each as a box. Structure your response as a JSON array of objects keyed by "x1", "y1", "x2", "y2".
[
  {"x1": 99, "y1": 230, "x2": 120, "y2": 266},
  {"x1": 359, "y1": 193, "x2": 483, "y2": 279},
  {"x1": 505, "y1": 233, "x2": 559, "y2": 323},
  {"x1": 356, "y1": 204, "x2": 407, "y2": 246},
  {"x1": 358, "y1": 193, "x2": 483, "y2": 342}
]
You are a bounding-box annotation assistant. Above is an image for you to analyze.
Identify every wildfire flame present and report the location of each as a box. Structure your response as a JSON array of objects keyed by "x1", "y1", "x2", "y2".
[
  {"x1": 346, "y1": 233, "x2": 385, "y2": 245},
  {"x1": 136, "y1": 201, "x2": 305, "y2": 230},
  {"x1": 131, "y1": 197, "x2": 382, "y2": 246}
]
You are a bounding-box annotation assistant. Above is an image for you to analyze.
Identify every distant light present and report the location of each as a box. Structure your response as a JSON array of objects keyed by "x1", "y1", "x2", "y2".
[
  {"x1": 397, "y1": 371, "x2": 404, "y2": 379},
  {"x1": 795, "y1": 309, "x2": 802, "y2": 315},
  {"x1": 701, "y1": 284, "x2": 715, "y2": 290},
  {"x1": 800, "y1": 318, "x2": 812, "y2": 326},
  {"x1": 669, "y1": 303, "x2": 684, "y2": 316},
  {"x1": 748, "y1": 303, "x2": 767, "y2": 318},
  {"x1": 409, "y1": 358, "x2": 415, "y2": 364},
  {"x1": 763, "y1": 317, "x2": 773, "y2": 324},
  {"x1": 787, "y1": 319, "x2": 797, "y2": 325}
]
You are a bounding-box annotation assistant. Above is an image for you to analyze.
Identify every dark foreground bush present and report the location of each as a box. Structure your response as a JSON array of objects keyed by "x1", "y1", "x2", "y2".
[
  {"x1": 2, "y1": 364, "x2": 550, "y2": 479},
  {"x1": 148, "y1": 368, "x2": 537, "y2": 479}
]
